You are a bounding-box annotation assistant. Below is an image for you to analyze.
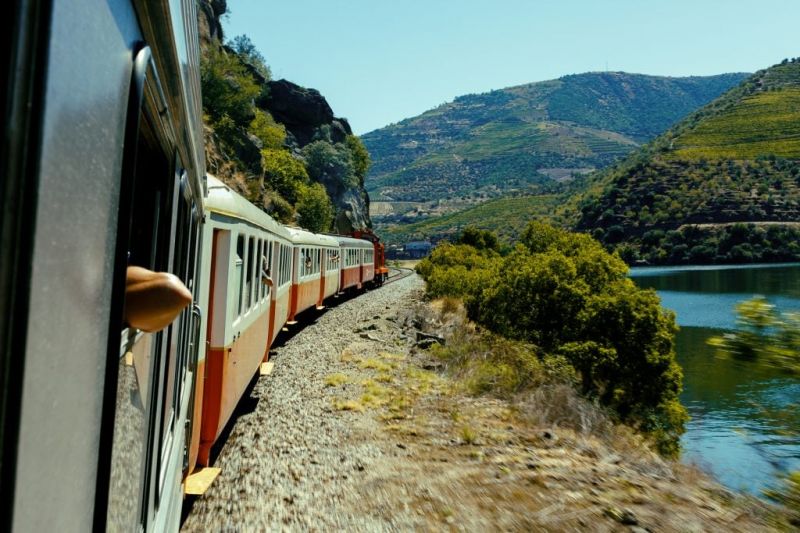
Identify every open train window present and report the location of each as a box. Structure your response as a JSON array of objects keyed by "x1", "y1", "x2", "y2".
[{"x1": 128, "y1": 118, "x2": 170, "y2": 271}]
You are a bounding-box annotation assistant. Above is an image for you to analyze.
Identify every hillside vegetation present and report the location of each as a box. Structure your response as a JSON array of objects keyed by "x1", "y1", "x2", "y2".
[
  {"x1": 574, "y1": 59, "x2": 800, "y2": 264},
  {"x1": 197, "y1": 3, "x2": 371, "y2": 234},
  {"x1": 416, "y1": 224, "x2": 687, "y2": 456},
  {"x1": 364, "y1": 72, "x2": 747, "y2": 204},
  {"x1": 381, "y1": 194, "x2": 561, "y2": 244}
]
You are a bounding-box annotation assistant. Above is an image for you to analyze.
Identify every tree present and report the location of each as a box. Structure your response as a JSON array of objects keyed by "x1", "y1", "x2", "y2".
[
  {"x1": 302, "y1": 140, "x2": 357, "y2": 191},
  {"x1": 261, "y1": 149, "x2": 308, "y2": 203},
  {"x1": 345, "y1": 135, "x2": 370, "y2": 187},
  {"x1": 228, "y1": 34, "x2": 271, "y2": 80},
  {"x1": 296, "y1": 183, "x2": 334, "y2": 233},
  {"x1": 456, "y1": 226, "x2": 500, "y2": 252},
  {"x1": 200, "y1": 45, "x2": 259, "y2": 126},
  {"x1": 418, "y1": 221, "x2": 686, "y2": 456}
]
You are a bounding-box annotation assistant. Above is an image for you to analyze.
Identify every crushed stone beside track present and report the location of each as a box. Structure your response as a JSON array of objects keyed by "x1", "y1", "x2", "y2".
[{"x1": 183, "y1": 274, "x2": 423, "y2": 530}]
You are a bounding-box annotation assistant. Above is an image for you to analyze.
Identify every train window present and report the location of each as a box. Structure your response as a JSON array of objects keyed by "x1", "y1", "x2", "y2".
[
  {"x1": 245, "y1": 236, "x2": 254, "y2": 311},
  {"x1": 255, "y1": 239, "x2": 262, "y2": 303},
  {"x1": 284, "y1": 245, "x2": 290, "y2": 286},
  {"x1": 278, "y1": 245, "x2": 284, "y2": 286},
  {"x1": 236, "y1": 235, "x2": 244, "y2": 317},
  {"x1": 264, "y1": 241, "x2": 272, "y2": 297}
]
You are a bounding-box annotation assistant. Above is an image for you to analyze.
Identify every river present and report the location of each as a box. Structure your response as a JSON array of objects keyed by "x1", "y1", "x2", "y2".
[{"x1": 629, "y1": 263, "x2": 800, "y2": 496}]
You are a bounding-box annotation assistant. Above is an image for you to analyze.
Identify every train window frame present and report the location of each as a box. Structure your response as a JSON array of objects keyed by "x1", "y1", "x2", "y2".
[
  {"x1": 245, "y1": 235, "x2": 254, "y2": 312},
  {"x1": 255, "y1": 239, "x2": 262, "y2": 303},
  {"x1": 235, "y1": 234, "x2": 244, "y2": 318},
  {"x1": 264, "y1": 240, "x2": 272, "y2": 298}
]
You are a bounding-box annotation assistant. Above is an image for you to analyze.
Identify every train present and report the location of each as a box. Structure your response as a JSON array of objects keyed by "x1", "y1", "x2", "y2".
[{"x1": 0, "y1": 0, "x2": 387, "y2": 530}]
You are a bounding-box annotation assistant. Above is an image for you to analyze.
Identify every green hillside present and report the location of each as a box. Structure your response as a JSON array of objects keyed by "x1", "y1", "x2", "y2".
[
  {"x1": 381, "y1": 194, "x2": 562, "y2": 244},
  {"x1": 363, "y1": 72, "x2": 748, "y2": 204},
  {"x1": 574, "y1": 59, "x2": 800, "y2": 265}
]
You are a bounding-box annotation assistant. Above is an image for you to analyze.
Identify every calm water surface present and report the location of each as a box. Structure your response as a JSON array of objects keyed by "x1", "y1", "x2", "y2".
[{"x1": 629, "y1": 263, "x2": 800, "y2": 495}]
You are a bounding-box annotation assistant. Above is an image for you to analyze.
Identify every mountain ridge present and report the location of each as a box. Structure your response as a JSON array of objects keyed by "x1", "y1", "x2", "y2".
[{"x1": 363, "y1": 71, "x2": 749, "y2": 205}]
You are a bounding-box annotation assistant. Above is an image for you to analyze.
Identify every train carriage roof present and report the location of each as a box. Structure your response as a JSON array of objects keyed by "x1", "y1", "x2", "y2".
[
  {"x1": 205, "y1": 175, "x2": 291, "y2": 240},
  {"x1": 286, "y1": 227, "x2": 339, "y2": 247},
  {"x1": 334, "y1": 235, "x2": 374, "y2": 249}
]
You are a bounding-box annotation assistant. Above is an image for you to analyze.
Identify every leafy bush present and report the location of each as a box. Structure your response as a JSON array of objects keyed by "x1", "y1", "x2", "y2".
[
  {"x1": 201, "y1": 45, "x2": 259, "y2": 126},
  {"x1": 456, "y1": 226, "x2": 500, "y2": 252},
  {"x1": 296, "y1": 182, "x2": 334, "y2": 233},
  {"x1": 261, "y1": 190, "x2": 294, "y2": 224},
  {"x1": 765, "y1": 471, "x2": 800, "y2": 527},
  {"x1": 302, "y1": 140, "x2": 357, "y2": 190},
  {"x1": 261, "y1": 148, "x2": 308, "y2": 204},
  {"x1": 418, "y1": 222, "x2": 687, "y2": 456},
  {"x1": 415, "y1": 242, "x2": 499, "y2": 302},
  {"x1": 431, "y1": 330, "x2": 575, "y2": 398},
  {"x1": 707, "y1": 296, "x2": 800, "y2": 373},
  {"x1": 249, "y1": 109, "x2": 286, "y2": 150},
  {"x1": 345, "y1": 135, "x2": 370, "y2": 187}
]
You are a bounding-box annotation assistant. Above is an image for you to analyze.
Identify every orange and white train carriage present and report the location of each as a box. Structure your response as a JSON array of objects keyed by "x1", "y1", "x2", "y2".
[
  {"x1": 286, "y1": 228, "x2": 340, "y2": 323},
  {"x1": 335, "y1": 236, "x2": 376, "y2": 291},
  {"x1": 194, "y1": 176, "x2": 294, "y2": 468}
]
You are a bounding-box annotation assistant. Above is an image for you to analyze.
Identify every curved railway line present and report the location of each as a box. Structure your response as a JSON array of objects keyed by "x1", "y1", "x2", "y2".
[{"x1": 384, "y1": 267, "x2": 415, "y2": 286}]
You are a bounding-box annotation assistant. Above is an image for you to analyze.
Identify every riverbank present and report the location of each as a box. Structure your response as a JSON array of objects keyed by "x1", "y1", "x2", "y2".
[
  {"x1": 631, "y1": 263, "x2": 800, "y2": 498},
  {"x1": 183, "y1": 274, "x2": 788, "y2": 531}
]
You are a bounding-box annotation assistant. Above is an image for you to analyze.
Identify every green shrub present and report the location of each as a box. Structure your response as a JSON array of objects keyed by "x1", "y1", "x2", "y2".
[
  {"x1": 296, "y1": 182, "x2": 334, "y2": 233},
  {"x1": 456, "y1": 226, "x2": 500, "y2": 252},
  {"x1": 302, "y1": 140, "x2": 357, "y2": 190},
  {"x1": 415, "y1": 243, "x2": 499, "y2": 303},
  {"x1": 261, "y1": 148, "x2": 308, "y2": 204},
  {"x1": 765, "y1": 471, "x2": 800, "y2": 527},
  {"x1": 708, "y1": 296, "x2": 800, "y2": 373},
  {"x1": 200, "y1": 45, "x2": 259, "y2": 126},
  {"x1": 345, "y1": 135, "x2": 370, "y2": 187},
  {"x1": 421, "y1": 221, "x2": 687, "y2": 456},
  {"x1": 249, "y1": 109, "x2": 286, "y2": 150},
  {"x1": 262, "y1": 190, "x2": 294, "y2": 224},
  {"x1": 432, "y1": 333, "x2": 546, "y2": 398}
]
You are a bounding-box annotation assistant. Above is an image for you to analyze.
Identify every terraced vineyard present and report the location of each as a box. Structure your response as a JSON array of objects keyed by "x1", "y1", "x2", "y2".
[
  {"x1": 380, "y1": 195, "x2": 561, "y2": 244},
  {"x1": 674, "y1": 89, "x2": 800, "y2": 159},
  {"x1": 575, "y1": 59, "x2": 800, "y2": 264}
]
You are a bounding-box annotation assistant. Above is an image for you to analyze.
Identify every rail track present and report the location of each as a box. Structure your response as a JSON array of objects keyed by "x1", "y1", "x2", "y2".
[{"x1": 383, "y1": 267, "x2": 415, "y2": 286}]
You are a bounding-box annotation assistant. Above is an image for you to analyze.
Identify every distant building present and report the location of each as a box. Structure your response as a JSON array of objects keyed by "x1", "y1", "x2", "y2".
[{"x1": 404, "y1": 241, "x2": 433, "y2": 259}]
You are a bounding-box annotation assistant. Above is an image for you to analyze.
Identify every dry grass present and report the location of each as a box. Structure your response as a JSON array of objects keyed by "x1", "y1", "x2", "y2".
[
  {"x1": 359, "y1": 358, "x2": 394, "y2": 372},
  {"x1": 460, "y1": 425, "x2": 478, "y2": 445},
  {"x1": 324, "y1": 373, "x2": 349, "y2": 387},
  {"x1": 332, "y1": 398, "x2": 364, "y2": 412}
]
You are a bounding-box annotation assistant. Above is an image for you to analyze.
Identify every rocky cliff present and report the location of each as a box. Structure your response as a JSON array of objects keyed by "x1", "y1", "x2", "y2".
[{"x1": 197, "y1": 1, "x2": 371, "y2": 233}]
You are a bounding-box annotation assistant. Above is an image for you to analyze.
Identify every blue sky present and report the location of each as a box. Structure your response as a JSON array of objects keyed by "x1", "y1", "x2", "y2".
[{"x1": 223, "y1": 0, "x2": 800, "y2": 134}]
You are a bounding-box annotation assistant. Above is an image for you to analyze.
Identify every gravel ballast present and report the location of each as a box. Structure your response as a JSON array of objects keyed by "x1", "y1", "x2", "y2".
[{"x1": 182, "y1": 274, "x2": 422, "y2": 531}]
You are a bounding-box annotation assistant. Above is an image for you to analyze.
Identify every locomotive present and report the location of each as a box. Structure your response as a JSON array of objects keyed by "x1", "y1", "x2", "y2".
[{"x1": 0, "y1": 0, "x2": 386, "y2": 530}]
